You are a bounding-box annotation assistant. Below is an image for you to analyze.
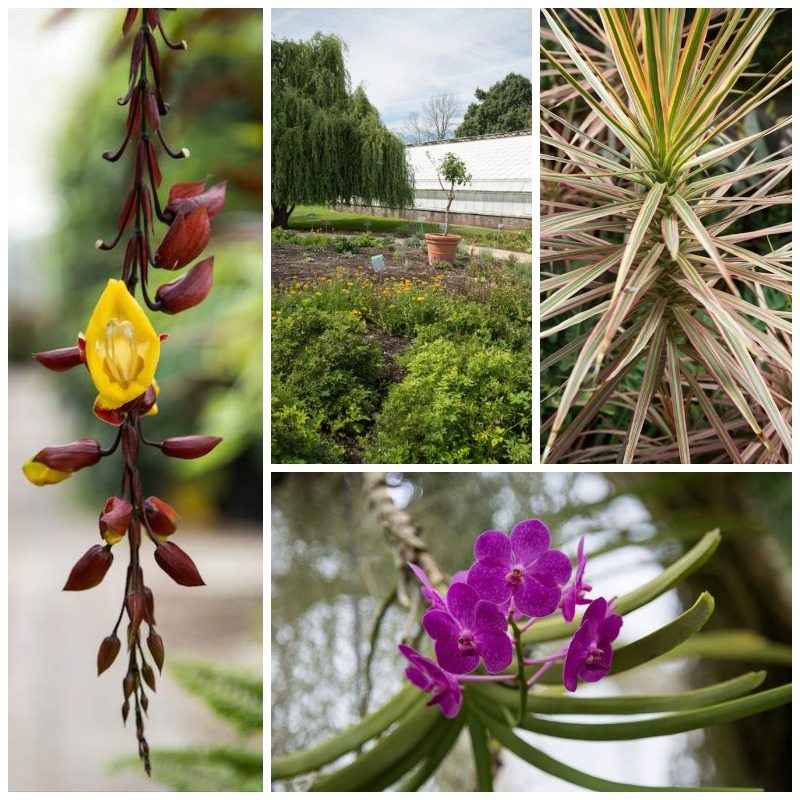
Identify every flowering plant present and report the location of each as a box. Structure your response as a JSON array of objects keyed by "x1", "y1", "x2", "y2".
[
  {"x1": 22, "y1": 9, "x2": 225, "y2": 774},
  {"x1": 272, "y1": 523, "x2": 790, "y2": 791}
]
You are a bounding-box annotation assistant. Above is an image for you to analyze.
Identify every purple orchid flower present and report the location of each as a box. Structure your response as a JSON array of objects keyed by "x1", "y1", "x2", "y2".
[
  {"x1": 467, "y1": 519, "x2": 572, "y2": 619},
  {"x1": 559, "y1": 536, "x2": 592, "y2": 622},
  {"x1": 398, "y1": 644, "x2": 463, "y2": 718},
  {"x1": 563, "y1": 597, "x2": 623, "y2": 692},
  {"x1": 422, "y1": 581, "x2": 513, "y2": 675},
  {"x1": 407, "y1": 561, "x2": 445, "y2": 610}
]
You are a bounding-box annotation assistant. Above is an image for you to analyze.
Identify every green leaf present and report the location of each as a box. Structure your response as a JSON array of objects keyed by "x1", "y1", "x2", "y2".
[
  {"x1": 470, "y1": 705, "x2": 758, "y2": 791},
  {"x1": 469, "y1": 671, "x2": 766, "y2": 715},
  {"x1": 513, "y1": 684, "x2": 791, "y2": 741},
  {"x1": 396, "y1": 715, "x2": 465, "y2": 791},
  {"x1": 308, "y1": 698, "x2": 439, "y2": 791},
  {"x1": 467, "y1": 712, "x2": 494, "y2": 791},
  {"x1": 271, "y1": 685, "x2": 420, "y2": 779}
]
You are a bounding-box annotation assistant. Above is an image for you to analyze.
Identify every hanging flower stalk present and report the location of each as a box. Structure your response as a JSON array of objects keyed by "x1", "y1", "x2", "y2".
[{"x1": 22, "y1": 8, "x2": 226, "y2": 775}]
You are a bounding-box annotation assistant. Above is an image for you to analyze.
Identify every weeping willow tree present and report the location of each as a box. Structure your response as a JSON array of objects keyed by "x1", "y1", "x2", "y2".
[{"x1": 271, "y1": 33, "x2": 414, "y2": 228}]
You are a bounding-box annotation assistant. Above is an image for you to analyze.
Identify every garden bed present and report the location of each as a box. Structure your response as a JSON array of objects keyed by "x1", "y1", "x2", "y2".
[{"x1": 271, "y1": 242, "x2": 532, "y2": 464}]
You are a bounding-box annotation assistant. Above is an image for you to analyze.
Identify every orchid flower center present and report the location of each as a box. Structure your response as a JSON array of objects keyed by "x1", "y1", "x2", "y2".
[
  {"x1": 585, "y1": 642, "x2": 604, "y2": 666},
  {"x1": 506, "y1": 565, "x2": 524, "y2": 587},
  {"x1": 100, "y1": 318, "x2": 142, "y2": 388},
  {"x1": 456, "y1": 632, "x2": 477, "y2": 656}
]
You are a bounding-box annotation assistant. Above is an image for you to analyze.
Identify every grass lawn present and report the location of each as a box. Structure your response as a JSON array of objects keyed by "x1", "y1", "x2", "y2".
[{"x1": 277, "y1": 205, "x2": 532, "y2": 254}]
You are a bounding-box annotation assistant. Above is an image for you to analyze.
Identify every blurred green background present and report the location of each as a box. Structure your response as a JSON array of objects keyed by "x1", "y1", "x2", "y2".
[{"x1": 8, "y1": 8, "x2": 263, "y2": 521}]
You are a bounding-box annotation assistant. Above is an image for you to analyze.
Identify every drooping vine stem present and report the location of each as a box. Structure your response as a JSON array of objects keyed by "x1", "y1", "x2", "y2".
[{"x1": 23, "y1": 8, "x2": 226, "y2": 776}]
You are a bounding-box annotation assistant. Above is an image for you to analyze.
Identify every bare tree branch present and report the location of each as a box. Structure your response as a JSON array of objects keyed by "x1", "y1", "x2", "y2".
[{"x1": 422, "y1": 93, "x2": 460, "y2": 141}]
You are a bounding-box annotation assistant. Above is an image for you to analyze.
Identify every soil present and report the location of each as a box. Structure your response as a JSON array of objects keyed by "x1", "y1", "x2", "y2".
[{"x1": 270, "y1": 243, "x2": 476, "y2": 294}]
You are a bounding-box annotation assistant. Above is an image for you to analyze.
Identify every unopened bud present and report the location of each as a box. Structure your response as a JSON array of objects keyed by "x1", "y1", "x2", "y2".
[
  {"x1": 33, "y1": 346, "x2": 84, "y2": 372},
  {"x1": 156, "y1": 256, "x2": 214, "y2": 313},
  {"x1": 123, "y1": 669, "x2": 137, "y2": 700},
  {"x1": 143, "y1": 586, "x2": 156, "y2": 624},
  {"x1": 142, "y1": 662, "x2": 156, "y2": 692},
  {"x1": 154, "y1": 541, "x2": 205, "y2": 587},
  {"x1": 144, "y1": 496, "x2": 180, "y2": 538},
  {"x1": 122, "y1": 699, "x2": 130, "y2": 723},
  {"x1": 99, "y1": 496, "x2": 133, "y2": 545},
  {"x1": 161, "y1": 435, "x2": 222, "y2": 459},
  {"x1": 141, "y1": 692, "x2": 149, "y2": 713},
  {"x1": 32, "y1": 438, "x2": 102, "y2": 473},
  {"x1": 63, "y1": 545, "x2": 113, "y2": 591},
  {"x1": 154, "y1": 206, "x2": 209, "y2": 270},
  {"x1": 126, "y1": 590, "x2": 145, "y2": 632},
  {"x1": 97, "y1": 634, "x2": 122, "y2": 675},
  {"x1": 147, "y1": 629, "x2": 165, "y2": 672}
]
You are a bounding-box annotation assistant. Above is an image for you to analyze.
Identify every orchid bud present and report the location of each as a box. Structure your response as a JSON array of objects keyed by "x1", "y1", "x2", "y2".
[
  {"x1": 97, "y1": 634, "x2": 122, "y2": 675},
  {"x1": 147, "y1": 629, "x2": 165, "y2": 672},
  {"x1": 156, "y1": 256, "x2": 214, "y2": 313},
  {"x1": 63, "y1": 544, "x2": 113, "y2": 591},
  {"x1": 154, "y1": 541, "x2": 205, "y2": 586},
  {"x1": 99, "y1": 496, "x2": 133, "y2": 545},
  {"x1": 33, "y1": 346, "x2": 84, "y2": 372},
  {"x1": 154, "y1": 206, "x2": 210, "y2": 270},
  {"x1": 31, "y1": 437, "x2": 102, "y2": 474},
  {"x1": 161, "y1": 435, "x2": 222, "y2": 459},
  {"x1": 144, "y1": 496, "x2": 180, "y2": 538}
]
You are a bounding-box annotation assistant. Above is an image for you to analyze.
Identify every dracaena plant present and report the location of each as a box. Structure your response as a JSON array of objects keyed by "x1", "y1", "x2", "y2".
[
  {"x1": 540, "y1": 9, "x2": 791, "y2": 463},
  {"x1": 272, "y1": 524, "x2": 790, "y2": 791},
  {"x1": 22, "y1": 8, "x2": 227, "y2": 774}
]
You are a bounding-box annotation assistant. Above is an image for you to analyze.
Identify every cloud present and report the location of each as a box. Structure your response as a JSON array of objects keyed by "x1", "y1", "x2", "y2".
[{"x1": 271, "y1": 9, "x2": 532, "y2": 131}]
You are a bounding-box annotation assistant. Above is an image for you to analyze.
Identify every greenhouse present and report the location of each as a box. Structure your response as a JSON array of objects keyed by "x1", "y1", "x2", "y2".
[{"x1": 406, "y1": 130, "x2": 532, "y2": 224}]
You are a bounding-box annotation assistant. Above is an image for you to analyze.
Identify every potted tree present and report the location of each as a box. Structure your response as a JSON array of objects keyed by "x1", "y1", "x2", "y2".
[{"x1": 424, "y1": 152, "x2": 471, "y2": 264}]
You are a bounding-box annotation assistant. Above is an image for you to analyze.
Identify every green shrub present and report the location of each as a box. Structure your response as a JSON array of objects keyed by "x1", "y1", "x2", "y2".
[
  {"x1": 366, "y1": 337, "x2": 531, "y2": 464},
  {"x1": 271, "y1": 378, "x2": 344, "y2": 464},
  {"x1": 272, "y1": 307, "x2": 383, "y2": 439}
]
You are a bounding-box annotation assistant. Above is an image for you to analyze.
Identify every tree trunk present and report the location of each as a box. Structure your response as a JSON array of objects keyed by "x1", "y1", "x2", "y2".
[
  {"x1": 271, "y1": 202, "x2": 294, "y2": 229},
  {"x1": 444, "y1": 193, "x2": 453, "y2": 235}
]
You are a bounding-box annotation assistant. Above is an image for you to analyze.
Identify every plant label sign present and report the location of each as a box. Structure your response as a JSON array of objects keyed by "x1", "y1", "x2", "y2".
[{"x1": 371, "y1": 254, "x2": 386, "y2": 274}]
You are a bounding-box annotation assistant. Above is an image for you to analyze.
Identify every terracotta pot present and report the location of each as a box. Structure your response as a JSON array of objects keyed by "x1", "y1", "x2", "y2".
[{"x1": 424, "y1": 233, "x2": 461, "y2": 265}]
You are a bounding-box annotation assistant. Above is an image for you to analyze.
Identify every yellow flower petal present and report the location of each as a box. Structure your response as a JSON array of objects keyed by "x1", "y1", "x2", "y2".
[
  {"x1": 84, "y1": 279, "x2": 160, "y2": 409},
  {"x1": 23, "y1": 459, "x2": 71, "y2": 486}
]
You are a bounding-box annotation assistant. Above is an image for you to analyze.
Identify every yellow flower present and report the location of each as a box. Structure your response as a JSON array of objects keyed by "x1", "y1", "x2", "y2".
[
  {"x1": 85, "y1": 279, "x2": 160, "y2": 411},
  {"x1": 22, "y1": 459, "x2": 71, "y2": 486}
]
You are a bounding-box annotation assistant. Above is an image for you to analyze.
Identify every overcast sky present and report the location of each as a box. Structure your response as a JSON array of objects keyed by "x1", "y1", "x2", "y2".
[{"x1": 271, "y1": 9, "x2": 531, "y2": 133}]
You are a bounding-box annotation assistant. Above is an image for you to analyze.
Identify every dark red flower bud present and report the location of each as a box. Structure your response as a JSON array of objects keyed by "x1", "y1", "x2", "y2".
[
  {"x1": 154, "y1": 541, "x2": 205, "y2": 587},
  {"x1": 121, "y1": 699, "x2": 130, "y2": 723},
  {"x1": 122, "y1": 8, "x2": 138, "y2": 36},
  {"x1": 154, "y1": 206, "x2": 210, "y2": 270},
  {"x1": 33, "y1": 346, "x2": 84, "y2": 372},
  {"x1": 146, "y1": 140, "x2": 162, "y2": 187},
  {"x1": 35, "y1": 438, "x2": 101, "y2": 472},
  {"x1": 129, "y1": 29, "x2": 145, "y2": 80},
  {"x1": 63, "y1": 545, "x2": 113, "y2": 591},
  {"x1": 99, "y1": 496, "x2": 133, "y2": 545},
  {"x1": 142, "y1": 662, "x2": 156, "y2": 692},
  {"x1": 145, "y1": 8, "x2": 159, "y2": 29},
  {"x1": 141, "y1": 693, "x2": 149, "y2": 713},
  {"x1": 126, "y1": 590, "x2": 145, "y2": 632},
  {"x1": 97, "y1": 634, "x2": 122, "y2": 675},
  {"x1": 144, "y1": 83, "x2": 160, "y2": 131},
  {"x1": 118, "y1": 184, "x2": 137, "y2": 231},
  {"x1": 123, "y1": 669, "x2": 137, "y2": 700},
  {"x1": 166, "y1": 181, "x2": 227, "y2": 221},
  {"x1": 139, "y1": 382, "x2": 159, "y2": 415},
  {"x1": 144, "y1": 496, "x2": 180, "y2": 537},
  {"x1": 147, "y1": 629, "x2": 165, "y2": 672},
  {"x1": 156, "y1": 256, "x2": 214, "y2": 313},
  {"x1": 143, "y1": 585, "x2": 156, "y2": 623},
  {"x1": 161, "y1": 435, "x2": 222, "y2": 459},
  {"x1": 146, "y1": 29, "x2": 161, "y2": 75}
]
